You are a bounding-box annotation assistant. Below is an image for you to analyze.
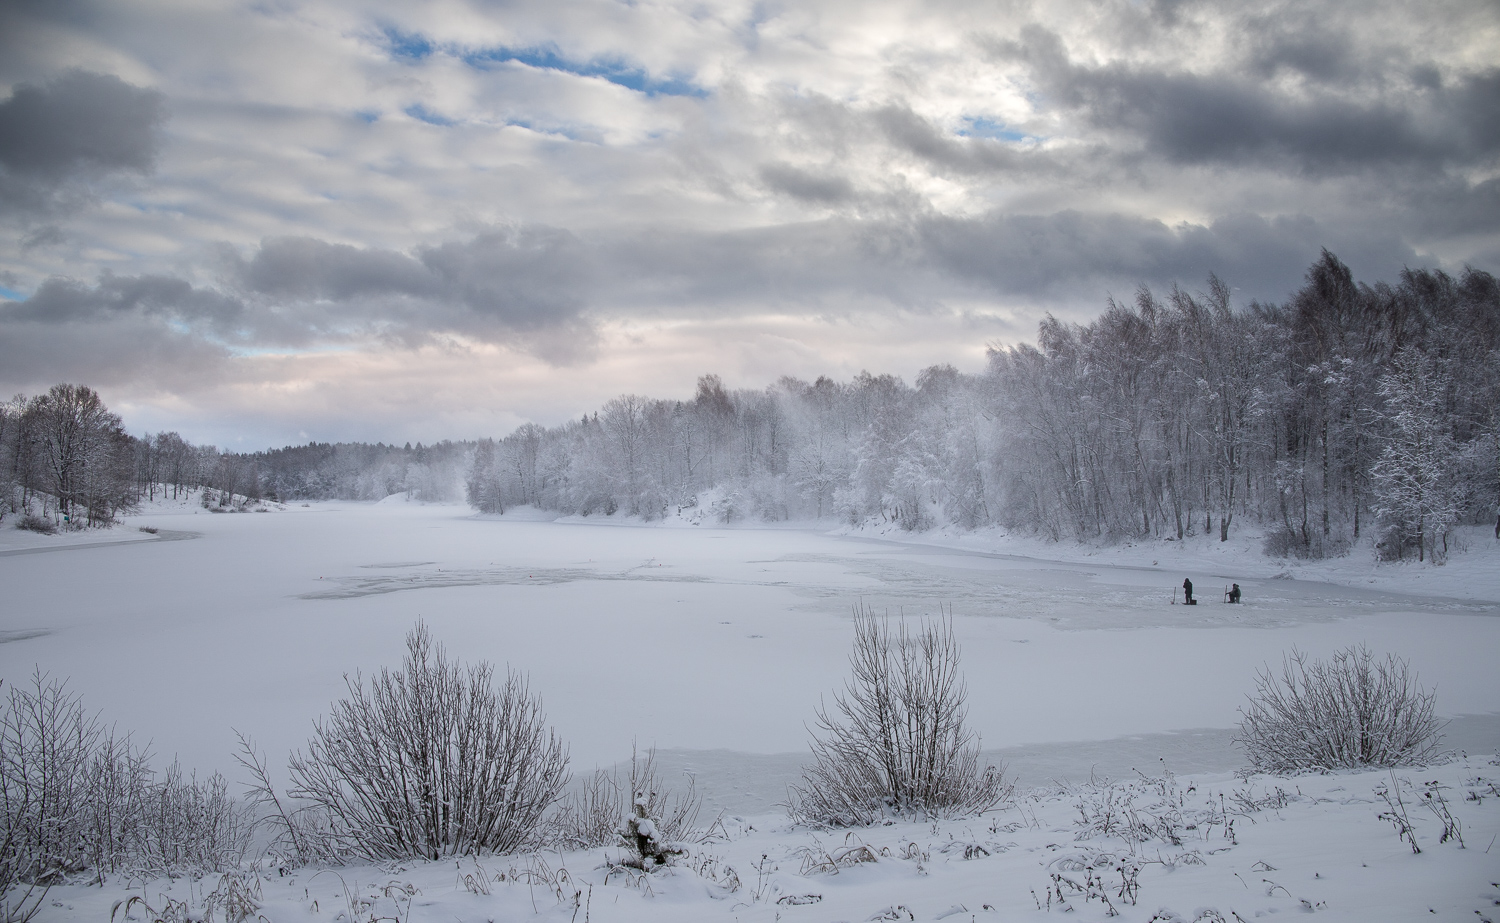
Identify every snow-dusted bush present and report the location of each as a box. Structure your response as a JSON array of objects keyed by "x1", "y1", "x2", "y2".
[
  {"x1": 787, "y1": 608, "x2": 1009, "y2": 826},
  {"x1": 620, "y1": 790, "x2": 680, "y2": 869},
  {"x1": 289, "y1": 622, "x2": 570, "y2": 860},
  {"x1": 0, "y1": 673, "x2": 248, "y2": 916},
  {"x1": 551, "y1": 746, "x2": 701, "y2": 857},
  {"x1": 1, "y1": 673, "x2": 98, "y2": 912},
  {"x1": 1236, "y1": 645, "x2": 1443, "y2": 773},
  {"x1": 13, "y1": 514, "x2": 54, "y2": 535},
  {"x1": 234, "y1": 733, "x2": 349, "y2": 869},
  {"x1": 131, "y1": 762, "x2": 251, "y2": 877}
]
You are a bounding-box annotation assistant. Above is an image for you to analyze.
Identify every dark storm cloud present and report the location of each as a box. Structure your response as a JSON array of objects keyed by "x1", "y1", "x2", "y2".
[
  {"x1": 235, "y1": 228, "x2": 594, "y2": 336},
  {"x1": 418, "y1": 227, "x2": 594, "y2": 331},
  {"x1": 598, "y1": 208, "x2": 1414, "y2": 312},
  {"x1": 0, "y1": 316, "x2": 230, "y2": 391},
  {"x1": 13, "y1": 274, "x2": 243, "y2": 326},
  {"x1": 753, "y1": 93, "x2": 1049, "y2": 188},
  {"x1": 0, "y1": 70, "x2": 165, "y2": 213},
  {"x1": 20, "y1": 225, "x2": 66, "y2": 250},
  {"x1": 915, "y1": 210, "x2": 1415, "y2": 305},
  {"x1": 241, "y1": 237, "x2": 438, "y2": 301},
  {"x1": 757, "y1": 163, "x2": 855, "y2": 204},
  {"x1": 601, "y1": 220, "x2": 904, "y2": 307},
  {"x1": 0, "y1": 269, "x2": 234, "y2": 393},
  {"x1": 1244, "y1": 27, "x2": 1356, "y2": 83},
  {"x1": 1408, "y1": 176, "x2": 1500, "y2": 238},
  {"x1": 0, "y1": 228, "x2": 605, "y2": 372},
  {"x1": 871, "y1": 105, "x2": 1032, "y2": 175},
  {"x1": 0, "y1": 205, "x2": 1429, "y2": 393},
  {"x1": 996, "y1": 24, "x2": 1500, "y2": 172},
  {"x1": 475, "y1": 211, "x2": 1415, "y2": 316}
]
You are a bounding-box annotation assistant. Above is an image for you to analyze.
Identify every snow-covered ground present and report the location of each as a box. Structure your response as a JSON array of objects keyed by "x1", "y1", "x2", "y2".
[
  {"x1": 876, "y1": 518, "x2": 1500, "y2": 606},
  {"x1": 3, "y1": 496, "x2": 1498, "y2": 921},
  {"x1": 32, "y1": 755, "x2": 1500, "y2": 923}
]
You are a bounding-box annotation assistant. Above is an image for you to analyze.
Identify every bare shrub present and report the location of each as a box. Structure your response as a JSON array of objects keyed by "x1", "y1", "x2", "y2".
[
  {"x1": 234, "y1": 733, "x2": 345, "y2": 868},
  {"x1": 549, "y1": 768, "x2": 620, "y2": 851},
  {"x1": 13, "y1": 515, "x2": 53, "y2": 535},
  {"x1": 134, "y1": 763, "x2": 251, "y2": 876},
  {"x1": 0, "y1": 673, "x2": 250, "y2": 907},
  {"x1": 550, "y1": 746, "x2": 702, "y2": 860},
  {"x1": 288, "y1": 622, "x2": 570, "y2": 860},
  {"x1": 786, "y1": 607, "x2": 1009, "y2": 826},
  {"x1": 1, "y1": 673, "x2": 102, "y2": 891},
  {"x1": 1235, "y1": 645, "x2": 1443, "y2": 773}
]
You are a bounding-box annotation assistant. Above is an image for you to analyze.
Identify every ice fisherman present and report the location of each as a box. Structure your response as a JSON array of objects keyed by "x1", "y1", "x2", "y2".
[
  {"x1": 1182, "y1": 577, "x2": 1194, "y2": 604},
  {"x1": 1227, "y1": 583, "x2": 1242, "y2": 603}
]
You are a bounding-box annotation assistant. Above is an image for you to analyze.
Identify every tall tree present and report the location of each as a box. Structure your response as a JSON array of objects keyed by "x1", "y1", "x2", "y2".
[{"x1": 25, "y1": 384, "x2": 133, "y2": 525}]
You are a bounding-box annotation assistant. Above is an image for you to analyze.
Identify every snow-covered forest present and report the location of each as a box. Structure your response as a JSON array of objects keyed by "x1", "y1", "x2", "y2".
[
  {"x1": 0, "y1": 399, "x2": 470, "y2": 525},
  {"x1": 5, "y1": 253, "x2": 1498, "y2": 563},
  {"x1": 465, "y1": 253, "x2": 1500, "y2": 562}
]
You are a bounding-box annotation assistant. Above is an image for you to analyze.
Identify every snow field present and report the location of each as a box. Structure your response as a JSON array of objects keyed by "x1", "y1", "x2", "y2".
[
  {"x1": 34, "y1": 757, "x2": 1500, "y2": 922},
  {"x1": 3, "y1": 496, "x2": 1499, "y2": 921}
]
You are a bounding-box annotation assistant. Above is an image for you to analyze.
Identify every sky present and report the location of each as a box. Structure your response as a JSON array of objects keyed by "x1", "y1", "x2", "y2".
[{"x1": 0, "y1": 0, "x2": 1496, "y2": 449}]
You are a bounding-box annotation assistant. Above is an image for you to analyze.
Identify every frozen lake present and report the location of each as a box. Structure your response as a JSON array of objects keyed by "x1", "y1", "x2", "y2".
[{"x1": 3, "y1": 499, "x2": 1497, "y2": 813}]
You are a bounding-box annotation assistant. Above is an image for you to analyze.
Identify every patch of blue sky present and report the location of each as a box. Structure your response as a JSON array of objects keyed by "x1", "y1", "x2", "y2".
[
  {"x1": 382, "y1": 26, "x2": 434, "y2": 61},
  {"x1": 354, "y1": 109, "x2": 380, "y2": 124},
  {"x1": 404, "y1": 104, "x2": 457, "y2": 126},
  {"x1": 0, "y1": 286, "x2": 26, "y2": 302},
  {"x1": 463, "y1": 43, "x2": 707, "y2": 98},
  {"x1": 956, "y1": 116, "x2": 1037, "y2": 143}
]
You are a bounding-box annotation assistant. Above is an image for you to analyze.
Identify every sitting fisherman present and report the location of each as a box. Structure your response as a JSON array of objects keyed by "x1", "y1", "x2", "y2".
[{"x1": 1226, "y1": 583, "x2": 1242, "y2": 603}]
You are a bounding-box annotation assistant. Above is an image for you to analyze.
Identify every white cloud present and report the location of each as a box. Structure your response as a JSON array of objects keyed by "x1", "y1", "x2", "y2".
[{"x1": 0, "y1": 0, "x2": 1495, "y2": 442}]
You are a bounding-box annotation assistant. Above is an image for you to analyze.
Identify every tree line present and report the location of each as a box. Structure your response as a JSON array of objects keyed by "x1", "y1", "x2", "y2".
[
  {"x1": 464, "y1": 252, "x2": 1499, "y2": 562},
  {"x1": 0, "y1": 392, "x2": 469, "y2": 528},
  {"x1": 5, "y1": 251, "x2": 1496, "y2": 561}
]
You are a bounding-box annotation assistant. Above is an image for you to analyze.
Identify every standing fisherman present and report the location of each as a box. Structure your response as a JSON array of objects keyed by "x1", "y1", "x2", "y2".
[{"x1": 1182, "y1": 577, "x2": 1195, "y2": 605}]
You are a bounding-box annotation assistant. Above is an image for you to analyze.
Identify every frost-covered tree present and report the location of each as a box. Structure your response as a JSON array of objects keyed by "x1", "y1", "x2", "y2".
[
  {"x1": 405, "y1": 255, "x2": 1494, "y2": 557},
  {"x1": 465, "y1": 438, "x2": 504, "y2": 514},
  {"x1": 0, "y1": 395, "x2": 25, "y2": 519},
  {"x1": 23, "y1": 384, "x2": 134, "y2": 525},
  {"x1": 1370, "y1": 350, "x2": 1460, "y2": 562}
]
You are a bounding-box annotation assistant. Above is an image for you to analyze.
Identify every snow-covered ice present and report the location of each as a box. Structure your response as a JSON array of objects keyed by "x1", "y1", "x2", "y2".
[{"x1": 3, "y1": 496, "x2": 1498, "y2": 921}]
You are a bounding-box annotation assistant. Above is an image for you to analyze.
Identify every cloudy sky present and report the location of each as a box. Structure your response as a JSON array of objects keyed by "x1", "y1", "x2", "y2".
[{"x1": 1, "y1": 0, "x2": 1496, "y2": 447}]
